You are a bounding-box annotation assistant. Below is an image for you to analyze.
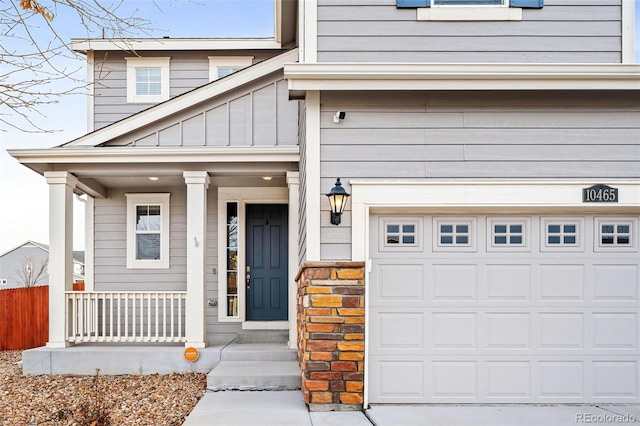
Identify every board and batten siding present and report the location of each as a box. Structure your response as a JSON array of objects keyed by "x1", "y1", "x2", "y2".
[
  {"x1": 318, "y1": 90, "x2": 640, "y2": 260},
  {"x1": 92, "y1": 50, "x2": 279, "y2": 130},
  {"x1": 102, "y1": 75, "x2": 298, "y2": 148},
  {"x1": 93, "y1": 187, "x2": 241, "y2": 341},
  {"x1": 316, "y1": 0, "x2": 623, "y2": 63}
]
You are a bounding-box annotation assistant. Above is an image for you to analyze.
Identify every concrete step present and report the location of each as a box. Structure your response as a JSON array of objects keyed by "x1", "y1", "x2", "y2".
[
  {"x1": 235, "y1": 331, "x2": 289, "y2": 344},
  {"x1": 221, "y1": 343, "x2": 297, "y2": 362},
  {"x1": 207, "y1": 360, "x2": 301, "y2": 391}
]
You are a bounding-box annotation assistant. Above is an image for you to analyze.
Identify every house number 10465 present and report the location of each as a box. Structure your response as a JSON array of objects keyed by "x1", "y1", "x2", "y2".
[{"x1": 582, "y1": 185, "x2": 618, "y2": 203}]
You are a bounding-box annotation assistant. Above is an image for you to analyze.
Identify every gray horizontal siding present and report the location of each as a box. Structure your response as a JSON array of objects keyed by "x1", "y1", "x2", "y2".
[
  {"x1": 102, "y1": 74, "x2": 298, "y2": 148},
  {"x1": 93, "y1": 50, "x2": 280, "y2": 129},
  {"x1": 318, "y1": 90, "x2": 640, "y2": 260},
  {"x1": 93, "y1": 186, "x2": 238, "y2": 340},
  {"x1": 316, "y1": 0, "x2": 623, "y2": 63}
]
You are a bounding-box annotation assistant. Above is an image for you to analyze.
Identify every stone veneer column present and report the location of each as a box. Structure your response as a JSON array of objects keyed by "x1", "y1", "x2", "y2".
[{"x1": 296, "y1": 261, "x2": 365, "y2": 411}]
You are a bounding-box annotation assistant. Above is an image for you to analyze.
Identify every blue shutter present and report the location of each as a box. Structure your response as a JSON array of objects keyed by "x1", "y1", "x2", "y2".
[
  {"x1": 397, "y1": 0, "x2": 429, "y2": 7},
  {"x1": 509, "y1": 0, "x2": 543, "y2": 8}
]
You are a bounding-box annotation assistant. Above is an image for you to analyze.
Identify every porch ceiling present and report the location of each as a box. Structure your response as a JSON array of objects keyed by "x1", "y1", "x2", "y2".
[{"x1": 9, "y1": 146, "x2": 299, "y2": 197}]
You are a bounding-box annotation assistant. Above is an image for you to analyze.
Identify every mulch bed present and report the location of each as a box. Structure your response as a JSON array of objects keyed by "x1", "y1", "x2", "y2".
[{"x1": 0, "y1": 350, "x2": 207, "y2": 425}]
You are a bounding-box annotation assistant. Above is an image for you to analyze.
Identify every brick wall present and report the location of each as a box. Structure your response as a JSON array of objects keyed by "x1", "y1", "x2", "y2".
[{"x1": 296, "y1": 261, "x2": 365, "y2": 411}]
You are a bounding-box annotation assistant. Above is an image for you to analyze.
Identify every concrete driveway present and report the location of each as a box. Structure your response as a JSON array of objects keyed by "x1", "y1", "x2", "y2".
[{"x1": 366, "y1": 404, "x2": 640, "y2": 426}]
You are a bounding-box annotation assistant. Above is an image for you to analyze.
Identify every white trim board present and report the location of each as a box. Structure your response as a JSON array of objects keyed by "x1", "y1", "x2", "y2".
[{"x1": 285, "y1": 63, "x2": 640, "y2": 95}]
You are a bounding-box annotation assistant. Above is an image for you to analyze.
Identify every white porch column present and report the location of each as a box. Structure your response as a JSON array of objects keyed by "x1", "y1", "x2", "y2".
[
  {"x1": 45, "y1": 171, "x2": 78, "y2": 348},
  {"x1": 183, "y1": 171, "x2": 210, "y2": 348},
  {"x1": 286, "y1": 171, "x2": 300, "y2": 349}
]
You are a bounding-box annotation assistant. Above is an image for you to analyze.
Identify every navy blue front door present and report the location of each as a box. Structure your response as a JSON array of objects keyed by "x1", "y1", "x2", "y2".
[{"x1": 246, "y1": 204, "x2": 288, "y2": 321}]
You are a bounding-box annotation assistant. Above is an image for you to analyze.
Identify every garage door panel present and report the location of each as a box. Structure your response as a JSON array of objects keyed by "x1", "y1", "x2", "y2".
[
  {"x1": 375, "y1": 311, "x2": 425, "y2": 350},
  {"x1": 485, "y1": 265, "x2": 531, "y2": 301},
  {"x1": 432, "y1": 313, "x2": 477, "y2": 349},
  {"x1": 369, "y1": 213, "x2": 640, "y2": 403},
  {"x1": 592, "y1": 265, "x2": 639, "y2": 301},
  {"x1": 539, "y1": 361, "x2": 585, "y2": 398},
  {"x1": 592, "y1": 313, "x2": 637, "y2": 349},
  {"x1": 539, "y1": 265, "x2": 585, "y2": 301},
  {"x1": 432, "y1": 264, "x2": 478, "y2": 301},
  {"x1": 369, "y1": 357, "x2": 426, "y2": 402},
  {"x1": 485, "y1": 361, "x2": 531, "y2": 398},
  {"x1": 539, "y1": 313, "x2": 584, "y2": 349},
  {"x1": 485, "y1": 313, "x2": 531, "y2": 349},
  {"x1": 432, "y1": 361, "x2": 478, "y2": 398},
  {"x1": 374, "y1": 263, "x2": 425, "y2": 303},
  {"x1": 592, "y1": 361, "x2": 638, "y2": 398}
]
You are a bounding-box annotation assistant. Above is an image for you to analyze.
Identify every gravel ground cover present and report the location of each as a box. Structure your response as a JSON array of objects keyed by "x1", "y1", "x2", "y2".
[{"x1": 0, "y1": 350, "x2": 207, "y2": 425}]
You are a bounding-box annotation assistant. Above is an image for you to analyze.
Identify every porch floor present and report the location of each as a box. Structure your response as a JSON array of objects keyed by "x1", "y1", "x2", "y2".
[{"x1": 22, "y1": 338, "x2": 234, "y2": 375}]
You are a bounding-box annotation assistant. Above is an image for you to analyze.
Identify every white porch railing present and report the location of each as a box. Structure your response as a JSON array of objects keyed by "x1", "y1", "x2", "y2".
[{"x1": 66, "y1": 291, "x2": 187, "y2": 343}]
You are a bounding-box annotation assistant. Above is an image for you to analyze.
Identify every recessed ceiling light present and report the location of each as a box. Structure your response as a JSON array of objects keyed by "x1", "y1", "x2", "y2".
[
  {"x1": 262, "y1": 176, "x2": 273, "y2": 181},
  {"x1": 148, "y1": 176, "x2": 159, "y2": 181}
]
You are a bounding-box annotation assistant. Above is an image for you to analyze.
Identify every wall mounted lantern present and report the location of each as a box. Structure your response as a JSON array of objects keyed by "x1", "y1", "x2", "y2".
[{"x1": 326, "y1": 178, "x2": 350, "y2": 225}]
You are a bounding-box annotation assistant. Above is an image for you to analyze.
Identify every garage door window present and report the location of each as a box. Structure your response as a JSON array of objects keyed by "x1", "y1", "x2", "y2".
[
  {"x1": 434, "y1": 217, "x2": 476, "y2": 251},
  {"x1": 597, "y1": 220, "x2": 633, "y2": 248},
  {"x1": 379, "y1": 217, "x2": 423, "y2": 252},
  {"x1": 488, "y1": 218, "x2": 530, "y2": 251},
  {"x1": 541, "y1": 217, "x2": 584, "y2": 252}
]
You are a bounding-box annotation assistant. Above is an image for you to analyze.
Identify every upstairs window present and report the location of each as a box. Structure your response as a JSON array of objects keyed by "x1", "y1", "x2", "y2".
[
  {"x1": 433, "y1": 0, "x2": 505, "y2": 5},
  {"x1": 126, "y1": 57, "x2": 170, "y2": 103},
  {"x1": 397, "y1": 0, "x2": 542, "y2": 20},
  {"x1": 208, "y1": 56, "x2": 254, "y2": 82}
]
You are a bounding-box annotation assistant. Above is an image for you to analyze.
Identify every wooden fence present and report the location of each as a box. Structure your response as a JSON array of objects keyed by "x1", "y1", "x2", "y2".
[{"x1": 0, "y1": 286, "x2": 48, "y2": 350}]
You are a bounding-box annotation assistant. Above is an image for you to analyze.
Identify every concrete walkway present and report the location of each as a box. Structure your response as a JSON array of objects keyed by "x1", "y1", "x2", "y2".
[
  {"x1": 182, "y1": 391, "x2": 372, "y2": 426},
  {"x1": 184, "y1": 394, "x2": 640, "y2": 426}
]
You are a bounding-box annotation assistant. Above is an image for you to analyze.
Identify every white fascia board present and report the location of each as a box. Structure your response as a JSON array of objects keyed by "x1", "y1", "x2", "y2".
[
  {"x1": 71, "y1": 38, "x2": 282, "y2": 52},
  {"x1": 284, "y1": 63, "x2": 640, "y2": 92},
  {"x1": 8, "y1": 146, "x2": 299, "y2": 165},
  {"x1": 62, "y1": 48, "x2": 298, "y2": 148}
]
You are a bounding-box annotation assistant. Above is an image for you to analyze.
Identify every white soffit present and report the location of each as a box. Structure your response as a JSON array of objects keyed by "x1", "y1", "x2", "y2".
[{"x1": 284, "y1": 63, "x2": 640, "y2": 92}]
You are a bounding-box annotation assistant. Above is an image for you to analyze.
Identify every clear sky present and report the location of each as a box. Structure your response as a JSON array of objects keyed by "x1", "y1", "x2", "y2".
[
  {"x1": 1, "y1": 0, "x2": 639, "y2": 255},
  {"x1": 0, "y1": 0, "x2": 275, "y2": 254}
]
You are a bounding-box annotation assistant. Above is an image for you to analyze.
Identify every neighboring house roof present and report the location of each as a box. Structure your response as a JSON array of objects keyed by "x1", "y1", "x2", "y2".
[
  {"x1": 0, "y1": 241, "x2": 49, "y2": 258},
  {"x1": 0, "y1": 241, "x2": 84, "y2": 265},
  {"x1": 71, "y1": 38, "x2": 285, "y2": 53}
]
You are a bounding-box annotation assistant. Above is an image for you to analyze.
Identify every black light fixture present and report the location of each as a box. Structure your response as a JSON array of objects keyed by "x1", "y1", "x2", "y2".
[{"x1": 326, "y1": 178, "x2": 350, "y2": 225}]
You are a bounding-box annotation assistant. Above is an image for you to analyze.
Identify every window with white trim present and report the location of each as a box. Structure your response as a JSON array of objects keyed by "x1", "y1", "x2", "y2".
[
  {"x1": 541, "y1": 217, "x2": 583, "y2": 252},
  {"x1": 433, "y1": 217, "x2": 476, "y2": 251},
  {"x1": 126, "y1": 193, "x2": 170, "y2": 269},
  {"x1": 600, "y1": 222, "x2": 632, "y2": 246},
  {"x1": 488, "y1": 217, "x2": 530, "y2": 251},
  {"x1": 379, "y1": 217, "x2": 423, "y2": 252},
  {"x1": 208, "y1": 56, "x2": 254, "y2": 82},
  {"x1": 385, "y1": 222, "x2": 418, "y2": 246},
  {"x1": 126, "y1": 57, "x2": 170, "y2": 103},
  {"x1": 433, "y1": 0, "x2": 506, "y2": 6}
]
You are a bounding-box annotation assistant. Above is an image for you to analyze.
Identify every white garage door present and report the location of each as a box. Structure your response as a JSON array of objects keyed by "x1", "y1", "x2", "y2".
[{"x1": 369, "y1": 214, "x2": 640, "y2": 403}]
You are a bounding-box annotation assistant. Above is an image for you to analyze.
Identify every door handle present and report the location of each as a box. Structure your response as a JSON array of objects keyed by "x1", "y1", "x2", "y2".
[{"x1": 246, "y1": 265, "x2": 251, "y2": 289}]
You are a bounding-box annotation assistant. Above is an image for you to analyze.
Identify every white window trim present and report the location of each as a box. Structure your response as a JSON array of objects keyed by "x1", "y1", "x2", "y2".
[
  {"x1": 125, "y1": 193, "x2": 170, "y2": 269},
  {"x1": 487, "y1": 217, "x2": 531, "y2": 252},
  {"x1": 540, "y1": 217, "x2": 584, "y2": 252},
  {"x1": 594, "y1": 217, "x2": 638, "y2": 252},
  {"x1": 125, "y1": 57, "x2": 170, "y2": 103},
  {"x1": 418, "y1": 4, "x2": 522, "y2": 21},
  {"x1": 433, "y1": 217, "x2": 477, "y2": 252},
  {"x1": 379, "y1": 217, "x2": 422, "y2": 251},
  {"x1": 208, "y1": 56, "x2": 254, "y2": 82}
]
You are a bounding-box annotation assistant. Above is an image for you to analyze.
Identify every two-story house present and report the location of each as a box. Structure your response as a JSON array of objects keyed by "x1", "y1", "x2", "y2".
[{"x1": 10, "y1": 0, "x2": 639, "y2": 410}]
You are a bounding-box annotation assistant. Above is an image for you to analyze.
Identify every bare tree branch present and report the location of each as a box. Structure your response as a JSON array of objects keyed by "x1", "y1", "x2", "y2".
[
  {"x1": 0, "y1": 0, "x2": 156, "y2": 133},
  {"x1": 14, "y1": 255, "x2": 49, "y2": 287}
]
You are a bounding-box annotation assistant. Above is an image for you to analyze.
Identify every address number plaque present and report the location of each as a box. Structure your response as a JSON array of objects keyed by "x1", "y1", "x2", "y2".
[{"x1": 582, "y1": 184, "x2": 618, "y2": 203}]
